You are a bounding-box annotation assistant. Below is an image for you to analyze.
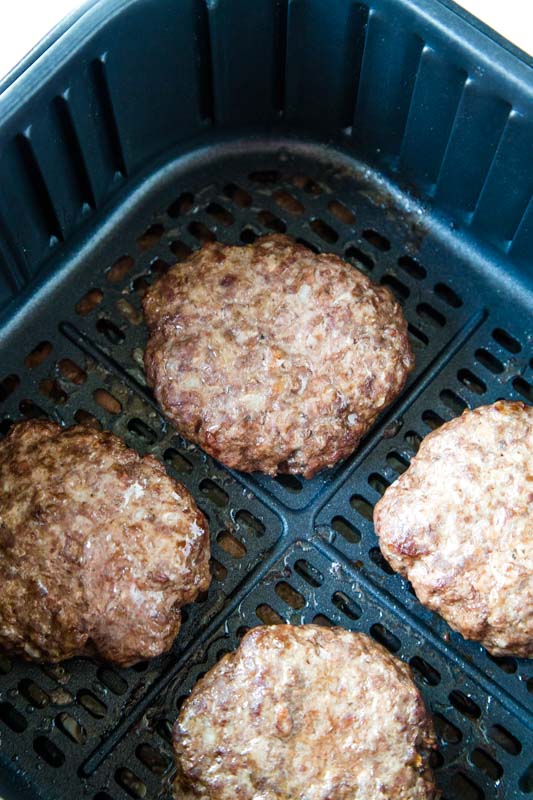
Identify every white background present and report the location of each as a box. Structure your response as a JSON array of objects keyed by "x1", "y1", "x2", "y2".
[{"x1": 0, "y1": 0, "x2": 531, "y2": 84}]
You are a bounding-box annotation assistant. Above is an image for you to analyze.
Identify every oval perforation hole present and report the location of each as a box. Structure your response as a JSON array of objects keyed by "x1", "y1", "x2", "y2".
[
  {"x1": 76, "y1": 288, "x2": 103, "y2": 316},
  {"x1": 434, "y1": 282, "x2": 462, "y2": 308},
  {"x1": 409, "y1": 656, "x2": 441, "y2": 686},
  {"x1": 136, "y1": 743, "x2": 169, "y2": 775},
  {"x1": 449, "y1": 690, "x2": 481, "y2": 719},
  {"x1": 249, "y1": 169, "x2": 279, "y2": 183},
  {"x1": 275, "y1": 581, "x2": 305, "y2": 609},
  {"x1": 25, "y1": 341, "x2": 53, "y2": 369},
  {"x1": 155, "y1": 718, "x2": 174, "y2": 743},
  {"x1": 328, "y1": 200, "x2": 355, "y2": 225},
  {"x1": 362, "y1": 229, "x2": 390, "y2": 251},
  {"x1": 94, "y1": 793, "x2": 114, "y2": 800},
  {"x1": 137, "y1": 223, "x2": 164, "y2": 251},
  {"x1": 386, "y1": 451, "x2": 409, "y2": 474},
  {"x1": 39, "y1": 378, "x2": 67, "y2": 404},
  {"x1": 332, "y1": 590, "x2": 361, "y2": 620},
  {"x1": 0, "y1": 418, "x2": 12, "y2": 438},
  {"x1": 167, "y1": 192, "x2": 194, "y2": 218},
  {"x1": 93, "y1": 389, "x2": 122, "y2": 415},
  {"x1": 471, "y1": 747, "x2": 503, "y2": 781},
  {"x1": 398, "y1": 255, "x2": 426, "y2": 280},
  {"x1": 331, "y1": 515, "x2": 361, "y2": 543},
  {"x1": 188, "y1": 221, "x2": 215, "y2": 243},
  {"x1": 77, "y1": 689, "x2": 107, "y2": 719},
  {"x1": 0, "y1": 374, "x2": 20, "y2": 402},
  {"x1": 404, "y1": 430, "x2": 422, "y2": 453},
  {"x1": 210, "y1": 557, "x2": 227, "y2": 582},
  {"x1": 350, "y1": 494, "x2": 373, "y2": 522},
  {"x1": 116, "y1": 298, "x2": 142, "y2": 326},
  {"x1": 200, "y1": 479, "x2": 229, "y2": 508},
  {"x1": 408, "y1": 323, "x2": 429, "y2": 346},
  {"x1": 0, "y1": 701, "x2": 27, "y2": 732},
  {"x1": 294, "y1": 559, "x2": 323, "y2": 587},
  {"x1": 492, "y1": 327, "x2": 521, "y2": 353},
  {"x1": 97, "y1": 667, "x2": 128, "y2": 696},
  {"x1": 127, "y1": 417, "x2": 158, "y2": 445},
  {"x1": 223, "y1": 183, "x2": 251, "y2": 208},
  {"x1": 290, "y1": 174, "x2": 321, "y2": 194},
  {"x1": 235, "y1": 509, "x2": 265, "y2": 537},
  {"x1": 295, "y1": 237, "x2": 319, "y2": 253},
  {"x1": 369, "y1": 546, "x2": 394, "y2": 575},
  {"x1": 58, "y1": 358, "x2": 87, "y2": 385},
  {"x1": 19, "y1": 678, "x2": 49, "y2": 708},
  {"x1": 487, "y1": 654, "x2": 517, "y2": 674},
  {"x1": 115, "y1": 767, "x2": 147, "y2": 799},
  {"x1": 370, "y1": 623, "x2": 401, "y2": 652},
  {"x1": 96, "y1": 318, "x2": 125, "y2": 344},
  {"x1": 422, "y1": 410, "x2": 445, "y2": 430},
  {"x1": 450, "y1": 772, "x2": 484, "y2": 800},
  {"x1": 107, "y1": 255, "x2": 134, "y2": 283},
  {"x1": 19, "y1": 399, "x2": 47, "y2": 419},
  {"x1": 206, "y1": 202, "x2": 234, "y2": 226},
  {"x1": 132, "y1": 275, "x2": 150, "y2": 297},
  {"x1": 513, "y1": 377, "x2": 533, "y2": 402},
  {"x1": 169, "y1": 239, "x2": 193, "y2": 261},
  {"x1": 313, "y1": 613, "x2": 334, "y2": 627},
  {"x1": 489, "y1": 724, "x2": 521, "y2": 754},
  {"x1": 33, "y1": 736, "x2": 65, "y2": 768},
  {"x1": 257, "y1": 209, "x2": 286, "y2": 232},
  {"x1": 273, "y1": 190, "x2": 303, "y2": 215},
  {"x1": 440, "y1": 389, "x2": 468, "y2": 414},
  {"x1": 74, "y1": 409, "x2": 102, "y2": 429},
  {"x1": 344, "y1": 246, "x2": 374, "y2": 272},
  {"x1": 56, "y1": 712, "x2": 87, "y2": 744},
  {"x1": 310, "y1": 218, "x2": 338, "y2": 243},
  {"x1": 275, "y1": 473, "x2": 302, "y2": 492},
  {"x1": 164, "y1": 447, "x2": 193, "y2": 474},
  {"x1": 458, "y1": 369, "x2": 486, "y2": 395},
  {"x1": 380, "y1": 274, "x2": 409, "y2": 301},
  {"x1": 216, "y1": 531, "x2": 246, "y2": 558},
  {"x1": 0, "y1": 653, "x2": 12, "y2": 674},
  {"x1": 433, "y1": 713, "x2": 462, "y2": 743},
  {"x1": 256, "y1": 603, "x2": 285, "y2": 625},
  {"x1": 475, "y1": 348, "x2": 504, "y2": 374},
  {"x1": 519, "y1": 763, "x2": 533, "y2": 792},
  {"x1": 368, "y1": 473, "x2": 390, "y2": 496},
  {"x1": 150, "y1": 257, "x2": 170, "y2": 277},
  {"x1": 240, "y1": 227, "x2": 259, "y2": 244},
  {"x1": 417, "y1": 303, "x2": 446, "y2": 327}
]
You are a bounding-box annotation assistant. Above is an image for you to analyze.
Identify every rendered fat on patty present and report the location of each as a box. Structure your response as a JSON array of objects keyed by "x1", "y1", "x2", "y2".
[
  {"x1": 143, "y1": 234, "x2": 414, "y2": 477},
  {"x1": 374, "y1": 401, "x2": 533, "y2": 657},
  {"x1": 173, "y1": 624, "x2": 439, "y2": 800},
  {"x1": 0, "y1": 420, "x2": 210, "y2": 666}
]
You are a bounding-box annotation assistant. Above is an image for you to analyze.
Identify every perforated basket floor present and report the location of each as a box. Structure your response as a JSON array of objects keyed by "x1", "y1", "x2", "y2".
[{"x1": 0, "y1": 143, "x2": 531, "y2": 800}]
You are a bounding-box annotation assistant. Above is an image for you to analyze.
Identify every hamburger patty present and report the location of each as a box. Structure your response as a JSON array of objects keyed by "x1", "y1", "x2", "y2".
[
  {"x1": 374, "y1": 401, "x2": 533, "y2": 657},
  {"x1": 143, "y1": 234, "x2": 414, "y2": 477},
  {"x1": 0, "y1": 420, "x2": 210, "y2": 666},
  {"x1": 173, "y1": 624, "x2": 439, "y2": 800}
]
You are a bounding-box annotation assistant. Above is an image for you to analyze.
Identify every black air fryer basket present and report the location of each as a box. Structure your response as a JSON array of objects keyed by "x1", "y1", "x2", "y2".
[{"x1": 0, "y1": 0, "x2": 531, "y2": 798}]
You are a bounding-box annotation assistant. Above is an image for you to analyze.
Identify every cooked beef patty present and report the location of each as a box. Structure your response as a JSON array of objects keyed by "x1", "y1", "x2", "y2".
[
  {"x1": 143, "y1": 234, "x2": 413, "y2": 477},
  {"x1": 0, "y1": 420, "x2": 210, "y2": 665},
  {"x1": 173, "y1": 624, "x2": 439, "y2": 799},
  {"x1": 374, "y1": 401, "x2": 533, "y2": 657}
]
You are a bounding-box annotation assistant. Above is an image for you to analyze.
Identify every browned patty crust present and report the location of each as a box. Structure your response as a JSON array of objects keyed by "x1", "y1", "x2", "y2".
[
  {"x1": 374, "y1": 401, "x2": 533, "y2": 657},
  {"x1": 143, "y1": 234, "x2": 414, "y2": 477},
  {"x1": 0, "y1": 420, "x2": 210, "y2": 666},
  {"x1": 173, "y1": 624, "x2": 439, "y2": 800}
]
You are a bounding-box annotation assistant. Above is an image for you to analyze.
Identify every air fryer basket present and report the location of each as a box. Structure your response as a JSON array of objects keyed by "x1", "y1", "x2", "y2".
[{"x1": 0, "y1": 1, "x2": 531, "y2": 799}]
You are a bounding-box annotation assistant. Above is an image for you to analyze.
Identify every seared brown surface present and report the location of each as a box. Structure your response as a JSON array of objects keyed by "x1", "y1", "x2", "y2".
[
  {"x1": 0, "y1": 421, "x2": 210, "y2": 666},
  {"x1": 374, "y1": 401, "x2": 533, "y2": 657},
  {"x1": 143, "y1": 234, "x2": 413, "y2": 477},
  {"x1": 173, "y1": 624, "x2": 439, "y2": 800}
]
